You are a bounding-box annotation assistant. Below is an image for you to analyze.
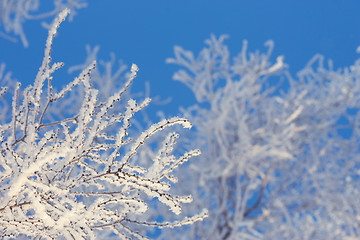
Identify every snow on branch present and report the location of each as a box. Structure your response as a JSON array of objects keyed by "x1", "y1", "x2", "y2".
[{"x1": 0, "y1": 9, "x2": 207, "y2": 239}]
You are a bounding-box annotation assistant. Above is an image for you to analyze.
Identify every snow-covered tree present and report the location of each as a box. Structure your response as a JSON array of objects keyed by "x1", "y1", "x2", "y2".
[
  {"x1": 0, "y1": 9, "x2": 207, "y2": 239},
  {"x1": 166, "y1": 35, "x2": 360, "y2": 239}
]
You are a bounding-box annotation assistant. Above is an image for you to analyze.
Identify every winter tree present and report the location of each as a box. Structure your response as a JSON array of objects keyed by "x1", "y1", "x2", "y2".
[
  {"x1": 0, "y1": 9, "x2": 207, "y2": 239},
  {"x1": 3, "y1": 2, "x2": 360, "y2": 240},
  {"x1": 165, "y1": 35, "x2": 360, "y2": 239}
]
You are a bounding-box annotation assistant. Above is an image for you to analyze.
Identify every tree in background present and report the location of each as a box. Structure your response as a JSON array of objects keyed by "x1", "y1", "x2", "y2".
[
  {"x1": 166, "y1": 35, "x2": 360, "y2": 239},
  {"x1": 0, "y1": 9, "x2": 207, "y2": 239},
  {"x1": 0, "y1": 0, "x2": 87, "y2": 47}
]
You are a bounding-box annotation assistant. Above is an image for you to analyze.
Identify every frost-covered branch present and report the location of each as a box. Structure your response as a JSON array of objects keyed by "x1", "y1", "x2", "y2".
[{"x1": 0, "y1": 9, "x2": 207, "y2": 239}]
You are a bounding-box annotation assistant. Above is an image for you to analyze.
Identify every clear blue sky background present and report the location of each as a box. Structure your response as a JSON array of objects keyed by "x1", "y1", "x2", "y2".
[{"x1": 2, "y1": 0, "x2": 360, "y2": 119}]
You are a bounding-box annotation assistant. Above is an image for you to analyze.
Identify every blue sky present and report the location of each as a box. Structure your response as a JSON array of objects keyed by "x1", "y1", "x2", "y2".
[{"x1": 2, "y1": 0, "x2": 360, "y2": 119}]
